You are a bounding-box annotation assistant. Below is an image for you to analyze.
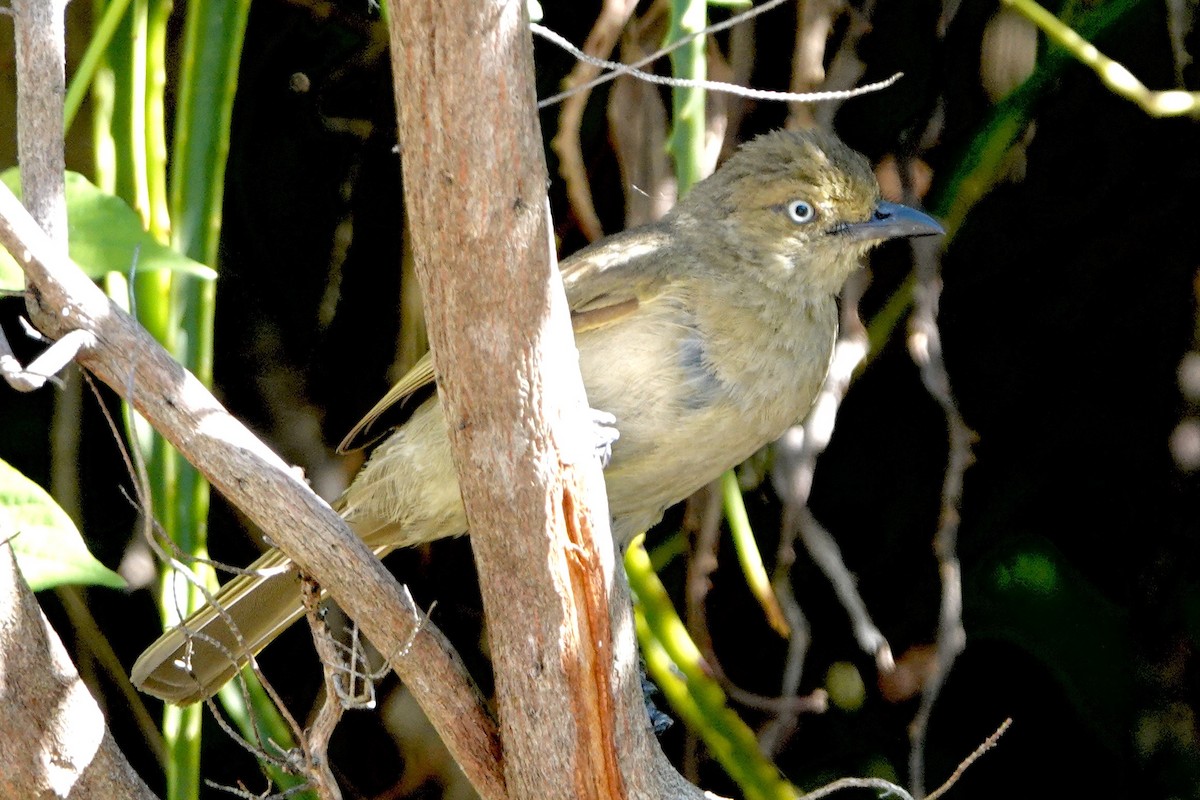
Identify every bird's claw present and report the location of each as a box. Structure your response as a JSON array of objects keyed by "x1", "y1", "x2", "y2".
[
  {"x1": 641, "y1": 672, "x2": 673, "y2": 735},
  {"x1": 589, "y1": 409, "x2": 619, "y2": 468}
]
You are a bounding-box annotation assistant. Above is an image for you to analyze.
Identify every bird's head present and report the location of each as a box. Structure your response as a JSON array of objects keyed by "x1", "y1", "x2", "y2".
[{"x1": 677, "y1": 129, "x2": 943, "y2": 295}]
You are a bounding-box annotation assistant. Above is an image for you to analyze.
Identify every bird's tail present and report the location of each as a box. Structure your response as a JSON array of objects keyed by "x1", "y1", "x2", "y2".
[{"x1": 131, "y1": 547, "x2": 313, "y2": 705}]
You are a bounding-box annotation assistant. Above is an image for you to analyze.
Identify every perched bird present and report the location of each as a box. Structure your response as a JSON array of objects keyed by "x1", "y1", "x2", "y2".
[{"x1": 132, "y1": 128, "x2": 942, "y2": 704}]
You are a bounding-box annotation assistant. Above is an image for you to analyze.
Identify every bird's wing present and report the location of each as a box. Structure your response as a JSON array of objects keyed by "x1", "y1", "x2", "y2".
[
  {"x1": 337, "y1": 353, "x2": 437, "y2": 452},
  {"x1": 562, "y1": 227, "x2": 673, "y2": 333},
  {"x1": 339, "y1": 228, "x2": 672, "y2": 450}
]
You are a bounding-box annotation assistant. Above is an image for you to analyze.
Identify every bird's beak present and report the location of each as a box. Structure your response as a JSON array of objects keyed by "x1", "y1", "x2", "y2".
[{"x1": 839, "y1": 201, "x2": 944, "y2": 242}]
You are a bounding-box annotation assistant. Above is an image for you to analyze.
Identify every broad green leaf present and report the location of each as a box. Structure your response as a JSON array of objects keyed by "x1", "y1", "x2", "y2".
[
  {"x1": 0, "y1": 169, "x2": 217, "y2": 291},
  {"x1": 0, "y1": 458, "x2": 125, "y2": 590}
]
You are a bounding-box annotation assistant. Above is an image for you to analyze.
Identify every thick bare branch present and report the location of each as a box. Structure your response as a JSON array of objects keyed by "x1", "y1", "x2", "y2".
[
  {"x1": 11, "y1": 0, "x2": 68, "y2": 248},
  {"x1": 388, "y1": 2, "x2": 625, "y2": 797},
  {"x1": 386, "y1": 3, "x2": 710, "y2": 798}
]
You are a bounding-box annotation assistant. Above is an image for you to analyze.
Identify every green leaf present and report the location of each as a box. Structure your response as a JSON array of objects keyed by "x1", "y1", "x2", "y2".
[
  {"x1": 0, "y1": 458, "x2": 126, "y2": 590},
  {"x1": 0, "y1": 169, "x2": 217, "y2": 291},
  {"x1": 0, "y1": 236, "x2": 21, "y2": 291}
]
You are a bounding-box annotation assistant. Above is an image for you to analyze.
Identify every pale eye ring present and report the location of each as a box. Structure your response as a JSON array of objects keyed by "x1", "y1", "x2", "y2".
[{"x1": 786, "y1": 199, "x2": 816, "y2": 224}]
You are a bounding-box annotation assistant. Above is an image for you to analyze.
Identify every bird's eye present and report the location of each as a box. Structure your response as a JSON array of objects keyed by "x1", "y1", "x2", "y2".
[{"x1": 786, "y1": 199, "x2": 816, "y2": 224}]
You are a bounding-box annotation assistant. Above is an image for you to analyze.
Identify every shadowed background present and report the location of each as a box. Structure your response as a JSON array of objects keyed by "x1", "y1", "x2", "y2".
[{"x1": 1, "y1": 0, "x2": 1198, "y2": 797}]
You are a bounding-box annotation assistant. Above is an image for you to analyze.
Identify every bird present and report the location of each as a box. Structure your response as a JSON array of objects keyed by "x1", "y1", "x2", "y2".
[{"x1": 132, "y1": 128, "x2": 943, "y2": 704}]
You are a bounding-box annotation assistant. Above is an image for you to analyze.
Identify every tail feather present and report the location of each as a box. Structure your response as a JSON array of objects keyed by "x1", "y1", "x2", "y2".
[
  {"x1": 130, "y1": 549, "x2": 307, "y2": 705},
  {"x1": 132, "y1": 519, "x2": 405, "y2": 705}
]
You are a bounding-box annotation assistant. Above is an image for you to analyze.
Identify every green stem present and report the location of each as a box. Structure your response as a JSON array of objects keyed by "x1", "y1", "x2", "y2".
[
  {"x1": 1002, "y1": 0, "x2": 1199, "y2": 117},
  {"x1": 144, "y1": 0, "x2": 172, "y2": 243},
  {"x1": 127, "y1": 0, "x2": 151, "y2": 224},
  {"x1": 628, "y1": 538, "x2": 798, "y2": 800},
  {"x1": 666, "y1": 0, "x2": 707, "y2": 195},
  {"x1": 64, "y1": 0, "x2": 136, "y2": 132},
  {"x1": 170, "y1": 0, "x2": 253, "y2": 264},
  {"x1": 722, "y1": 470, "x2": 788, "y2": 635}
]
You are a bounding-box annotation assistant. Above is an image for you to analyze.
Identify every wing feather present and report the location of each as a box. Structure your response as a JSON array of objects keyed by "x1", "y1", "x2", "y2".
[
  {"x1": 337, "y1": 353, "x2": 436, "y2": 452},
  {"x1": 338, "y1": 225, "x2": 675, "y2": 451}
]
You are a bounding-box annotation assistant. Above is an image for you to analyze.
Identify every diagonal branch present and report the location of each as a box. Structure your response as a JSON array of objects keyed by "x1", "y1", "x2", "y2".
[{"x1": 0, "y1": 182, "x2": 507, "y2": 800}]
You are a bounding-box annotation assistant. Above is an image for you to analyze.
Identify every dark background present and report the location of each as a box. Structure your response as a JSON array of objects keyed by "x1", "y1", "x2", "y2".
[{"x1": 2, "y1": 0, "x2": 1199, "y2": 797}]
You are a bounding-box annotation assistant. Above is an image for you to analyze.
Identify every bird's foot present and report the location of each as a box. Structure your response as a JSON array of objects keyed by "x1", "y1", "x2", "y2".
[
  {"x1": 589, "y1": 409, "x2": 620, "y2": 468},
  {"x1": 641, "y1": 670, "x2": 673, "y2": 736}
]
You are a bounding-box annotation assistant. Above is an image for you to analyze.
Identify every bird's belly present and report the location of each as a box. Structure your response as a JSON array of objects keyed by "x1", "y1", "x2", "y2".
[
  {"x1": 343, "y1": 301, "x2": 831, "y2": 546},
  {"x1": 598, "y1": 405, "x2": 764, "y2": 521},
  {"x1": 575, "y1": 307, "x2": 818, "y2": 527}
]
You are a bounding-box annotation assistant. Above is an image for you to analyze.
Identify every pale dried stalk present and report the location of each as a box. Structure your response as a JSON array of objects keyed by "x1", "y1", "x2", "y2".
[
  {"x1": 551, "y1": 0, "x2": 640, "y2": 241},
  {"x1": 906, "y1": 235, "x2": 973, "y2": 800}
]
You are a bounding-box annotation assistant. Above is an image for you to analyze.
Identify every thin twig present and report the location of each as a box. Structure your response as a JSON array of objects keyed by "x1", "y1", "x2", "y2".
[
  {"x1": 534, "y1": 22, "x2": 903, "y2": 107},
  {"x1": 682, "y1": 485, "x2": 722, "y2": 782},
  {"x1": 905, "y1": 232, "x2": 974, "y2": 799},
  {"x1": 538, "y1": 0, "x2": 792, "y2": 108},
  {"x1": 684, "y1": 485, "x2": 723, "y2": 669},
  {"x1": 202, "y1": 692, "x2": 299, "y2": 777},
  {"x1": 0, "y1": 321, "x2": 91, "y2": 390},
  {"x1": 680, "y1": 487, "x2": 825, "y2": 719},
  {"x1": 765, "y1": 270, "x2": 892, "y2": 752},
  {"x1": 797, "y1": 507, "x2": 894, "y2": 670},
  {"x1": 204, "y1": 777, "x2": 313, "y2": 799},
  {"x1": 802, "y1": 776, "x2": 916, "y2": 800},
  {"x1": 549, "y1": 0, "x2": 639, "y2": 241},
  {"x1": 925, "y1": 718, "x2": 1012, "y2": 800},
  {"x1": 756, "y1": 567, "x2": 820, "y2": 755},
  {"x1": 301, "y1": 577, "x2": 346, "y2": 799},
  {"x1": 804, "y1": 718, "x2": 1011, "y2": 800},
  {"x1": 1003, "y1": 0, "x2": 1200, "y2": 117}
]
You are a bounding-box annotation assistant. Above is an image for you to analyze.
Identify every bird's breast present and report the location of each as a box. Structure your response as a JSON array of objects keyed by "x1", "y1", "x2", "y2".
[{"x1": 575, "y1": 289, "x2": 837, "y2": 524}]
